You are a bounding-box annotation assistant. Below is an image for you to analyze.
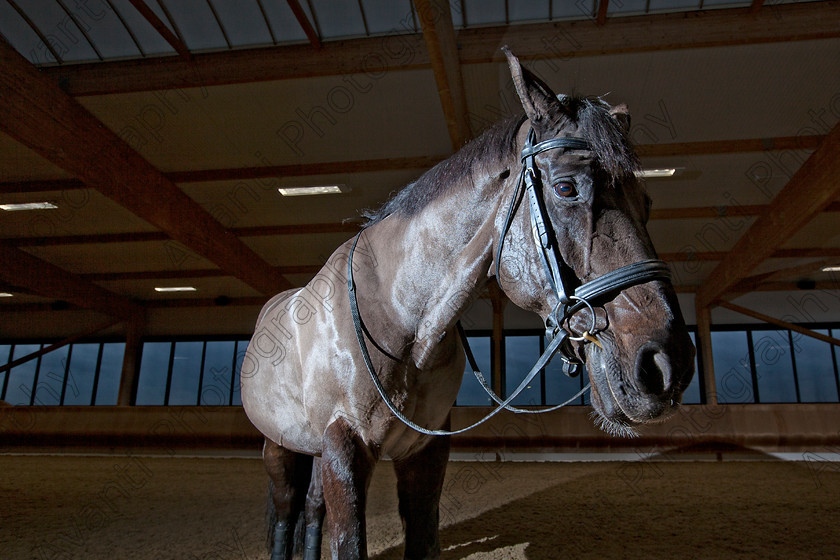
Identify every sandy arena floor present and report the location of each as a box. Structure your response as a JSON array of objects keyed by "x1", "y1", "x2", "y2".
[{"x1": 1, "y1": 452, "x2": 838, "y2": 559}]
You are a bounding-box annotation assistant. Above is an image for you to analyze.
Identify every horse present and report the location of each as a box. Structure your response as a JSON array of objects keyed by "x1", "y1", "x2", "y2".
[{"x1": 241, "y1": 47, "x2": 696, "y2": 560}]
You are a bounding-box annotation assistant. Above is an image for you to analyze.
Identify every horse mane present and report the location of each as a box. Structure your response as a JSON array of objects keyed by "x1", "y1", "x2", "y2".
[{"x1": 361, "y1": 96, "x2": 639, "y2": 225}]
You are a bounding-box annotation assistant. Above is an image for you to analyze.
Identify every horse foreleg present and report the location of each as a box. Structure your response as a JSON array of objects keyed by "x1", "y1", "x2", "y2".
[
  {"x1": 264, "y1": 438, "x2": 313, "y2": 560},
  {"x1": 321, "y1": 417, "x2": 377, "y2": 560},
  {"x1": 394, "y1": 433, "x2": 451, "y2": 560},
  {"x1": 303, "y1": 457, "x2": 326, "y2": 560}
]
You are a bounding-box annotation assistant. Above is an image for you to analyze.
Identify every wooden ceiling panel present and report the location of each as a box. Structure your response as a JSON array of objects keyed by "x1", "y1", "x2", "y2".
[
  {"x1": 18, "y1": 241, "x2": 218, "y2": 276},
  {"x1": 76, "y1": 69, "x2": 451, "y2": 173},
  {"x1": 0, "y1": 133, "x2": 73, "y2": 182}
]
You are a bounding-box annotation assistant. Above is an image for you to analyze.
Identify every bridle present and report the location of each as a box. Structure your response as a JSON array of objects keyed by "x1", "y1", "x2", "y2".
[
  {"x1": 346, "y1": 124, "x2": 673, "y2": 436},
  {"x1": 496, "y1": 128, "x2": 673, "y2": 377}
]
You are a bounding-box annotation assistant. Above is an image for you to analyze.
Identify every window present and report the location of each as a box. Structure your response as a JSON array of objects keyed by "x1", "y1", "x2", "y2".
[
  {"x1": 3, "y1": 344, "x2": 40, "y2": 406},
  {"x1": 200, "y1": 341, "x2": 237, "y2": 406},
  {"x1": 793, "y1": 330, "x2": 838, "y2": 403},
  {"x1": 680, "y1": 331, "x2": 702, "y2": 404},
  {"x1": 95, "y1": 343, "x2": 126, "y2": 405},
  {"x1": 33, "y1": 345, "x2": 69, "y2": 406},
  {"x1": 0, "y1": 341, "x2": 125, "y2": 405},
  {"x1": 135, "y1": 339, "x2": 249, "y2": 405},
  {"x1": 704, "y1": 326, "x2": 840, "y2": 405},
  {"x1": 505, "y1": 335, "x2": 543, "y2": 406},
  {"x1": 711, "y1": 331, "x2": 754, "y2": 404},
  {"x1": 457, "y1": 334, "x2": 492, "y2": 406},
  {"x1": 63, "y1": 343, "x2": 100, "y2": 405},
  {"x1": 543, "y1": 335, "x2": 589, "y2": 406},
  {"x1": 168, "y1": 342, "x2": 203, "y2": 405},
  {"x1": 752, "y1": 330, "x2": 797, "y2": 403},
  {"x1": 135, "y1": 342, "x2": 171, "y2": 405}
]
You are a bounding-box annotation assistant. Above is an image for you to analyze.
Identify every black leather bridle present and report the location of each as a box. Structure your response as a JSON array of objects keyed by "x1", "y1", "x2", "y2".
[
  {"x1": 345, "y1": 125, "x2": 674, "y2": 436},
  {"x1": 496, "y1": 128, "x2": 673, "y2": 378}
]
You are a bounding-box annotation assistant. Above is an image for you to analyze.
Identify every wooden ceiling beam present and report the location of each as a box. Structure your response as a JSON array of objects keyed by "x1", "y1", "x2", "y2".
[
  {"x1": 696, "y1": 119, "x2": 840, "y2": 308},
  {"x1": 659, "y1": 247, "x2": 840, "y2": 262},
  {"x1": 726, "y1": 259, "x2": 833, "y2": 297},
  {"x1": 635, "y1": 134, "x2": 824, "y2": 157},
  {"x1": 2, "y1": 135, "x2": 827, "y2": 195},
  {"x1": 651, "y1": 201, "x2": 840, "y2": 220},
  {"x1": 415, "y1": 0, "x2": 473, "y2": 151},
  {"x1": 0, "y1": 240, "x2": 142, "y2": 318},
  {"x1": 0, "y1": 39, "x2": 292, "y2": 296},
  {"x1": 80, "y1": 264, "x2": 322, "y2": 283},
  {"x1": 41, "y1": 2, "x2": 840, "y2": 96},
  {"x1": 8, "y1": 222, "x2": 362, "y2": 247},
  {"x1": 5, "y1": 200, "x2": 839, "y2": 247}
]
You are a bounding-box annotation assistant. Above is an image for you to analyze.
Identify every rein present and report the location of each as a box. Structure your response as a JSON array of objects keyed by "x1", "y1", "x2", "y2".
[{"x1": 346, "y1": 126, "x2": 673, "y2": 436}]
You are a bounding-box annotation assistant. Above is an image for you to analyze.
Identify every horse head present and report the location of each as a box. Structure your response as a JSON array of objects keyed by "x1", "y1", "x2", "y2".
[{"x1": 496, "y1": 49, "x2": 696, "y2": 436}]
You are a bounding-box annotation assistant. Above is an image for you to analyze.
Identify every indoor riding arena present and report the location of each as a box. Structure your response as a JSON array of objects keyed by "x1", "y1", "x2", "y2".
[{"x1": 1, "y1": 2, "x2": 839, "y2": 559}]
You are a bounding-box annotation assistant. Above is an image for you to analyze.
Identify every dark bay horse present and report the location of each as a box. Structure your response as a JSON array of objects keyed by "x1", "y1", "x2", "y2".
[{"x1": 242, "y1": 48, "x2": 695, "y2": 559}]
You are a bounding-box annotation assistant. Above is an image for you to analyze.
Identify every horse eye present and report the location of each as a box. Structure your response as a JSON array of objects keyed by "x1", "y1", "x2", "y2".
[{"x1": 553, "y1": 180, "x2": 576, "y2": 198}]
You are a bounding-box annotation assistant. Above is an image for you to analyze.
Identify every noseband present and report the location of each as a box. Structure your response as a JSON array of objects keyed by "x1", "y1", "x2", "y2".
[{"x1": 346, "y1": 125, "x2": 674, "y2": 436}]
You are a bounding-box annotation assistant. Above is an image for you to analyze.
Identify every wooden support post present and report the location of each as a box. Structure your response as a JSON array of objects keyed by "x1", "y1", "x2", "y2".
[
  {"x1": 118, "y1": 316, "x2": 145, "y2": 406},
  {"x1": 415, "y1": 0, "x2": 472, "y2": 151},
  {"x1": 488, "y1": 283, "x2": 507, "y2": 398},
  {"x1": 695, "y1": 301, "x2": 717, "y2": 405}
]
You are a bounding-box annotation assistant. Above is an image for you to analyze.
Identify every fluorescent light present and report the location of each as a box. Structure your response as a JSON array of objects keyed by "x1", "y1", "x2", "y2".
[
  {"x1": 278, "y1": 185, "x2": 346, "y2": 196},
  {"x1": 154, "y1": 286, "x2": 197, "y2": 292},
  {"x1": 0, "y1": 293, "x2": 13, "y2": 298},
  {"x1": 635, "y1": 168, "x2": 676, "y2": 178},
  {"x1": 822, "y1": 266, "x2": 840, "y2": 273},
  {"x1": 0, "y1": 202, "x2": 58, "y2": 211}
]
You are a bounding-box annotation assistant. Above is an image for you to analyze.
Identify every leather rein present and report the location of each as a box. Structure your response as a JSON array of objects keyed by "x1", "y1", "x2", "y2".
[{"x1": 346, "y1": 126, "x2": 673, "y2": 436}]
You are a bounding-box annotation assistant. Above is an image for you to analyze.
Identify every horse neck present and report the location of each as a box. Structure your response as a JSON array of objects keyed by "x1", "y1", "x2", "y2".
[{"x1": 365, "y1": 147, "x2": 522, "y2": 369}]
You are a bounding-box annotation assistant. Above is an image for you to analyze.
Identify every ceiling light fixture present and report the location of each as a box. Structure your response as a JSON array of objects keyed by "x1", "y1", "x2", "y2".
[
  {"x1": 154, "y1": 286, "x2": 197, "y2": 292},
  {"x1": 822, "y1": 266, "x2": 840, "y2": 273},
  {"x1": 0, "y1": 202, "x2": 58, "y2": 211},
  {"x1": 635, "y1": 168, "x2": 677, "y2": 178},
  {"x1": 0, "y1": 293, "x2": 13, "y2": 298},
  {"x1": 278, "y1": 185, "x2": 347, "y2": 196}
]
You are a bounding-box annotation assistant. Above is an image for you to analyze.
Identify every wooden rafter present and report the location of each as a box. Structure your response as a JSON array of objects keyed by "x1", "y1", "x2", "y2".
[
  {"x1": 635, "y1": 134, "x2": 824, "y2": 158},
  {"x1": 414, "y1": 0, "x2": 472, "y2": 150},
  {"x1": 659, "y1": 248, "x2": 840, "y2": 263},
  {"x1": 749, "y1": 0, "x2": 766, "y2": 14},
  {"x1": 0, "y1": 240, "x2": 142, "y2": 319},
  {"x1": 0, "y1": 39, "x2": 292, "y2": 296},
  {"x1": 718, "y1": 301, "x2": 840, "y2": 347},
  {"x1": 1, "y1": 135, "x2": 828, "y2": 195},
  {"x1": 727, "y1": 259, "x2": 833, "y2": 296},
  {"x1": 5, "y1": 202, "x2": 840, "y2": 247},
  {"x1": 286, "y1": 0, "x2": 321, "y2": 48},
  {"x1": 41, "y1": 2, "x2": 840, "y2": 96},
  {"x1": 127, "y1": 0, "x2": 191, "y2": 60},
  {"x1": 696, "y1": 119, "x2": 840, "y2": 308},
  {"x1": 8, "y1": 222, "x2": 363, "y2": 248},
  {"x1": 596, "y1": 0, "x2": 609, "y2": 26}
]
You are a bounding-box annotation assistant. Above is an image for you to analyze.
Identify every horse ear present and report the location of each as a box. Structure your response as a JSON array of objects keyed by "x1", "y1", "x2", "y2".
[
  {"x1": 609, "y1": 103, "x2": 632, "y2": 132},
  {"x1": 503, "y1": 46, "x2": 559, "y2": 127}
]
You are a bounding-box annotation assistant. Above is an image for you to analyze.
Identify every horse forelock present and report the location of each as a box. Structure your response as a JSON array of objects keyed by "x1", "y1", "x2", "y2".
[{"x1": 552, "y1": 96, "x2": 640, "y2": 186}]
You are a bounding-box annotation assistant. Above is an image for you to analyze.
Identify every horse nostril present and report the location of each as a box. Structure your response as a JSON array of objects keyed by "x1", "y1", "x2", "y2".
[{"x1": 635, "y1": 345, "x2": 672, "y2": 396}]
